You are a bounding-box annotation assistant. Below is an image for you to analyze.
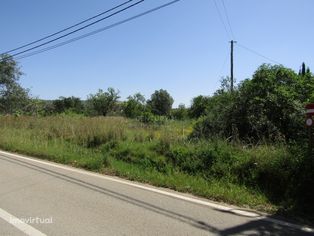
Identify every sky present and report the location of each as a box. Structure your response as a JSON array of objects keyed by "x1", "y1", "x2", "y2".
[{"x1": 1, "y1": 0, "x2": 313, "y2": 107}]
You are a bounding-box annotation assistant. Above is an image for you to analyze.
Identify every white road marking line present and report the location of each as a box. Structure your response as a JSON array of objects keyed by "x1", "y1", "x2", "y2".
[
  {"x1": 0, "y1": 208, "x2": 46, "y2": 236},
  {"x1": 230, "y1": 209, "x2": 260, "y2": 217},
  {"x1": 0, "y1": 150, "x2": 313, "y2": 233},
  {"x1": 306, "y1": 109, "x2": 314, "y2": 114}
]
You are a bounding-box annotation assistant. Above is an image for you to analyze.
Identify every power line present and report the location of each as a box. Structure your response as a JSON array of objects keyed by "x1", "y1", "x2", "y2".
[
  {"x1": 217, "y1": 49, "x2": 229, "y2": 77},
  {"x1": 236, "y1": 42, "x2": 282, "y2": 65},
  {"x1": 212, "y1": 0, "x2": 232, "y2": 39},
  {"x1": 221, "y1": 0, "x2": 235, "y2": 39},
  {"x1": 1, "y1": 0, "x2": 135, "y2": 55},
  {"x1": 2, "y1": 0, "x2": 144, "y2": 60},
  {"x1": 13, "y1": 0, "x2": 182, "y2": 61}
]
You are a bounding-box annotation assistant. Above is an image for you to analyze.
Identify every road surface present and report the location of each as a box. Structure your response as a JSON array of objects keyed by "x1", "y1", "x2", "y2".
[{"x1": 0, "y1": 150, "x2": 313, "y2": 236}]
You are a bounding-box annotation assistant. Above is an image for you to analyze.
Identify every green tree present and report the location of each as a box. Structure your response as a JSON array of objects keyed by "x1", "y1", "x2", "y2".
[
  {"x1": 190, "y1": 92, "x2": 236, "y2": 139},
  {"x1": 240, "y1": 64, "x2": 303, "y2": 141},
  {"x1": 147, "y1": 89, "x2": 174, "y2": 116},
  {"x1": 297, "y1": 62, "x2": 314, "y2": 102},
  {"x1": 23, "y1": 98, "x2": 46, "y2": 116},
  {"x1": 189, "y1": 95, "x2": 211, "y2": 118},
  {"x1": 123, "y1": 93, "x2": 146, "y2": 118},
  {"x1": 0, "y1": 55, "x2": 30, "y2": 114},
  {"x1": 215, "y1": 76, "x2": 235, "y2": 94},
  {"x1": 191, "y1": 64, "x2": 307, "y2": 142},
  {"x1": 300, "y1": 62, "x2": 306, "y2": 76},
  {"x1": 172, "y1": 104, "x2": 188, "y2": 120},
  {"x1": 53, "y1": 96, "x2": 84, "y2": 114},
  {"x1": 298, "y1": 62, "x2": 311, "y2": 78},
  {"x1": 86, "y1": 88, "x2": 120, "y2": 116}
]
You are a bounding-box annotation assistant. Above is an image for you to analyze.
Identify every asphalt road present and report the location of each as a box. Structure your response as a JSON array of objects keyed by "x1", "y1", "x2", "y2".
[{"x1": 0, "y1": 150, "x2": 313, "y2": 236}]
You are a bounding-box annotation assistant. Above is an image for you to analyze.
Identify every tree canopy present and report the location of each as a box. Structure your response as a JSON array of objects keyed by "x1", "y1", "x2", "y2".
[
  {"x1": 86, "y1": 88, "x2": 120, "y2": 116},
  {"x1": 0, "y1": 55, "x2": 30, "y2": 114},
  {"x1": 191, "y1": 64, "x2": 314, "y2": 142},
  {"x1": 123, "y1": 93, "x2": 146, "y2": 118},
  {"x1": 147, "y1": 89, "x2": 174, "y2": 116}
]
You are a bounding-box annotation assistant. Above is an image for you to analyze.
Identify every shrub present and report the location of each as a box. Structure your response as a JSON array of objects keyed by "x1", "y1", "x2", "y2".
[
  {"x1": 171, "y1": 104, "x2": 188, "y2": 120},
  {"x1": 123, "y1": 93, "x2": 146, "y2": 118},
  {"x1": 190, "y1": 64, "x2": 311, "y2": 143},
  {"x1": 189, "y1": 95, "x2": 211, "y2": 118},
  {"x1": 110, "y1": 142, "x2": 168, "y2": 173},
  {"x1": 52, "y1": 96, "x2": 84, "y2": 114},
  {"x1": 138, "y1": 112, "x2": 167, "y2": 125}
]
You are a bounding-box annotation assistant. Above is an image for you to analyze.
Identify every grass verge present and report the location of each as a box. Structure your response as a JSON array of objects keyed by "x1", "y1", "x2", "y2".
[{"x1": 0, "y1": 118, "x2": 276, "y2": 213}]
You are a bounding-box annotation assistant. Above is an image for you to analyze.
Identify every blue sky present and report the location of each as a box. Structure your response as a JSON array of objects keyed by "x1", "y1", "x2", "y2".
[{"x1": 1, "y1": 0, "x2": 313, "y2": 107}]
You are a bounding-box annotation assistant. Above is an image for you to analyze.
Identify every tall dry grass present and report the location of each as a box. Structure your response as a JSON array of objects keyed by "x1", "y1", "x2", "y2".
[{"x1": 2, "y1": 115, "x2": 306, "y2": 217}]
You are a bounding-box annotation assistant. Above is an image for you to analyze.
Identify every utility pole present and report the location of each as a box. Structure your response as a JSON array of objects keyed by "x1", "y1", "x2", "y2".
[
  {"x1": 230, "y1": 40, "x2": 237, "y2": 141},
  {"x1": 306, "y1": 104, "x2": 314, "y2": 156},
  {"x1": 230, "y1": 40, "x2": 236, "y2": 92}
]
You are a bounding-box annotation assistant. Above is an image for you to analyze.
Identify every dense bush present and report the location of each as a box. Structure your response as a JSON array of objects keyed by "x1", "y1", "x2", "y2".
[
  {"x1": 137, "y1": 112, "x2": 167, "y2": 125},
  {"x1": 86, "y1": 88, "x2": 120, "y2": 116},
  {"x1": 191, "y1": 64, "x2": 313, "y2": 143},
  {"x1": 109, "y1": 142, "x2": 169, "y2": 173},
  {"x1": 171, "y1": 104, "x2": 188, "y2": 120},
  {"x1": 189, "y1": 95, "x2": 211, "y2": 118},
  {"x1": 52, "y1": 96, "x2": 84, "y2": 114},
  {"x1": 190, "y1": 92, "x2": 236, "y2": 139},
  {"x1": 147, "y1": 89, "x2": 174, "y2": 116},
  {"x1": 292, "y1": 152, "x2": 314, "y2": 218},
  {"x1": 123, "y1": 93, "x2": 146, "y2": 118},
  {"x1": 164, "y1": 141, "x2": 306, "y2": 208}
]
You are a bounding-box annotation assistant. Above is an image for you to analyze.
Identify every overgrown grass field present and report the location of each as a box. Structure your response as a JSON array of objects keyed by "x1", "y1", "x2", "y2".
[{"x1": 0, "y1": 115, "x2": 311, "y2": 221}]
